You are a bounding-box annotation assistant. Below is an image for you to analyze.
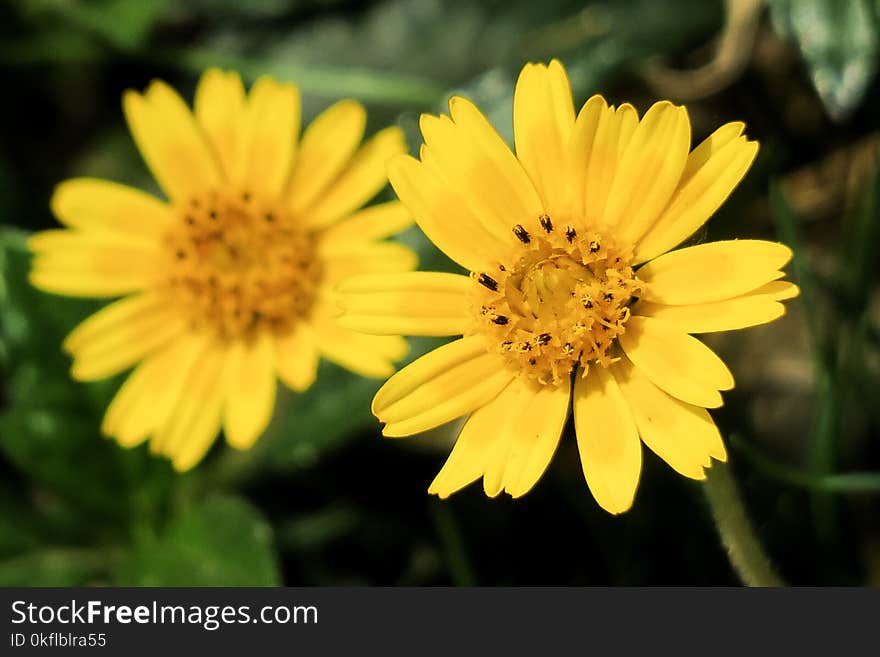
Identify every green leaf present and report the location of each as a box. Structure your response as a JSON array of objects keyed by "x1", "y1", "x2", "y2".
[
  {"x1": 0, "y1": 548, "x2": 115, "y2": 586},
  {"x1": 116, "y1": 495, "x2": 281, "y2": 585},
  {"x1": 769, "y1": 0, "x2": 879, "y2": 120}
]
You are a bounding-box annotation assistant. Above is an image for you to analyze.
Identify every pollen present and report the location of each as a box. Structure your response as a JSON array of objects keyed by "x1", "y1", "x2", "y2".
[
  {"x1": 162, "y1": 189, "x2": 321, "y2": 340},
  {"x1": 471, "y1": 217, "x2": 642, "y2": 385}
]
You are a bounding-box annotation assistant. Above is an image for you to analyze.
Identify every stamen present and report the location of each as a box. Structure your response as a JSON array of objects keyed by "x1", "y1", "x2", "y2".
[
  {"x1": 513, "y1": 224, "x2": 531, "y2": 244},
  {"x1": 477, "y1": 273, "x2": 499, "y2": 291},
  {"x1": 539, "y1": 214, "x2": 553, "y2": 233}
]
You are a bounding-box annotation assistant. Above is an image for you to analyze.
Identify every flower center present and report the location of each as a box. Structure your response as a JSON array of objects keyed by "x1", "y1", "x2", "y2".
[
  {"x1": 472, "y1": 216, "x2": 642, "y2": 385},
  {"x1": 162, "y1": 190, "x2": 321, "y2": 341}
]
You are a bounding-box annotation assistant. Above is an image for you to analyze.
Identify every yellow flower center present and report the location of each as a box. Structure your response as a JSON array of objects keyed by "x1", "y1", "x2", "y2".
[
  {"x1": 472, "y1": 216, "x2": 641, "y2": 385},
  {"x1": 162, "y1": 190, "x2": 321, "y2": 340}
]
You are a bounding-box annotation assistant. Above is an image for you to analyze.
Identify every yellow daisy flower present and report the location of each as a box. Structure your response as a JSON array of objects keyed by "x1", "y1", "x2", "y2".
[
  {"x1": 336, "y1": 60, "x2": 799, "y2": 514},
  {"x1": 29, "y1": 69, "x2": 415, "y2": 471}
]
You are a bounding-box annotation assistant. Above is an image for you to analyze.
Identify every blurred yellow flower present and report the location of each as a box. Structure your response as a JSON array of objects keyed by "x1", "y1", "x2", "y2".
[
  {"x1": 337, "y1": 60, "x2": 799, "y2": 514},
  {"x1": 29, "y1": 69, "x2": 414, "y2": 471}
]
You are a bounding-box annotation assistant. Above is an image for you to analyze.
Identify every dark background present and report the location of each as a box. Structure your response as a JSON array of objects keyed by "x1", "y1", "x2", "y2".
[{"x1": 1, "y1": 0, "x2": 879, "y2": 585}]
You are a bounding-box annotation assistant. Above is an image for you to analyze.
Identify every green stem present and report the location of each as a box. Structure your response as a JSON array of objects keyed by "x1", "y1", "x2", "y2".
[
  {"x1": 703, "y1": 461, "x2": 785, "y2": 586},
  {"x1": 430, "y1": 501, "x2": 477, "y2": 586}
]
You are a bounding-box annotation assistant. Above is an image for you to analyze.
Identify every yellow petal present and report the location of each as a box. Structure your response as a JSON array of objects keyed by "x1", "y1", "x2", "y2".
[
  {"x1": 428, "y1": 380, "x2": 518, "y2": 499},
  {"x1": 513, "y1": 60, "x2": 575, "y2": 217},
  {"x1": 638, "y1": 240, "x2": 793, "y2": 305},
  {"x1": 231, "y1": 76, "x2": 300, "y2": 198},
  {"x1": 635, "y1": 126, "x2": 758, "y2": 264},
  {"x1": 604, "y1": 101, "x2": 691, "y2": 243},
  {"x1": 563, "y1": 94, "x2": 606, "y2": 225},
  {"x1": 194, "y1": 68, "x2": 247, "y2": 180},
  {"x1": 63, "y1": 290, "x2": 168, "y2": 353},
  {"x1": 496, "y1": 377, "x2": 570, "y2": 498},
  {"x1": 388, "y1": 153, "x2": 508, "y2": 272},
  {"x1": 336, "y1": 271, "x2": 472, "y2": 337},
  {"x1": 372, "y1": 335, "x2": 514, "y2": 437},
  {"x1": 305, "y1": 126, "x2": 406, "y2": 230},
  {"x1": 613, "y1": 357, "x2": 727, "y2": 479},
  {"x1": 632, "y1": 280, "x2": 796, "y2": 333},
  {"x1": 420, "y1": 98, "x2": 543, "y2": 240},
  {"x1": 318, "y1": 201, "x2": 412, "y2": 244},
  {"x1": 583, "y1": 103, "x2": 637, "y2": 227},
  {"x1": 123, "y1": 81, "x2": 222, "y2": 202},
  {"x1": 50, "y1": 178, "x2": 173, "y2": 240},
  {"x1": 29, "y1": 231, "x2": 160, "y2": 298},
  {"x1": 152, "y1": 340, "x2": 227, "y2": 471},
  {"x1": 573, "y1": 367, "x2": 642, "y2": 514},
  {"x1": 286, "y1": 100, "x2": 366, "y2": 214},
  {"x1": 311, "y1": 308, "x2": 408, "y2": 379},
  {"x1": 68, "y1": 303, "x2": 187, "y2": 382},
  {"x1": 224, "y1": 332, "x2": 277, "y2": 450},
  {"x1": 319, "y1": 241, "x2": 418, "y2": 288},
  {"x1": 102, "y1": 333, "x2": 206, "y2": 447},
  {"x1": 274, "y1": 324, "x2": 319, "y2": 392},
  {"x1": 619, "y1": 316, "x2": 733, "y2": 408}
]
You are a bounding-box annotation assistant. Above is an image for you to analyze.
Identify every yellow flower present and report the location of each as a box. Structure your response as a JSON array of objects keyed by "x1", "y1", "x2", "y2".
[
  {"x1": 29, "y1": 69, "x2": 415, "y2": 471},
  {"x1": 336, "y1": 60, "x2": 799, "y2": 514}
]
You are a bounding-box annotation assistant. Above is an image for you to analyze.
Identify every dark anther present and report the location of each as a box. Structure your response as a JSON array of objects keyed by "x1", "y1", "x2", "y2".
[
  {"x1": 242, "y1": 192, "x2": 251, "y2": 202},
  {"x1": 584, "y1": 299, "x2": 593, "y2": 309},
  {"x1": 175, "y1": 250, "x2": 185, "y2": 259},
  {"x1": 539, "y1": 214, "x2": 553, "y2": 233},
  {"x1": 520, "y1": 343, "x2": 532, "y2": 352},
  {"x1": 209, "y1": 210, "x2": 218, "y2": 220},
  {"x1": 498, "y1": 264, "x2": 506, "y2": 271},
  {"x1": 589, "y1": 240, "x2": 600, "y2": 253},
  {"x1": 185, "y1": 215, "x2": 195, "y2": 225},
  {"x1": 513, "y1": 224, "x2": 531, "y2": 244},
  {"x1": 529, "y1": 358, "x2": 537, "y2": 365},
  {"x1": 264, "y1": 212, "x2": 275, "y2": 222},
  {"x1": 537, "y1": 333, "x2": 551, "y2": 345},
  {"x1": 604, "y1": 292, "x2": 614, "y2": 302},
  {"x1": 478, "y1": 273, "x2": 498, "y2": 291},
  {"x1": 492, "y1": 315, "x2": 509, "y2": 325},
  {"x1": 502, "y1": 340, "x2": 513, "y2": 349},
  {"x1": 565, "y1": 227, "x2": 577, "y2": 242}
]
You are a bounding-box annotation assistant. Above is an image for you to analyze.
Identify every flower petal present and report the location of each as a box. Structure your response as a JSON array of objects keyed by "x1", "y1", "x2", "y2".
[
  {"x1": 634, "y1": 125, "x2": 758, "y2": 264},
  {"x1": 305, "y1": 126, "x2": 406, "y2": 230},
  {"x1": 582, "y1": 103, "x2": 638, "y2": 227},
  {"x1": 66, "y1": 302, "x2": 187, "y2": 382},
  {"x1": 231, "y1": 76, "x2": 300, "y2": 199},
  {"x1": 637, "y1": 240, "x2": 793, "y2": 305},
  {"x1": 632, "y1": 280, "x2": 799, "y2": 333},
  {"x1": 604, "y1": 101, "x2": 691, "y2": 243},
  {"x1": 336, "y1": 271, "x2": 472, "y2": 336},
  {"x1": 123, "y1": 81, "x2": 222, "y2": 202},
  {"x1": 319, "y1": 241, "x2": 418, "y2": 288},
  {"x1": 514, "y1": 60, "x2": 575, "y2": 217},
  {"x1": 619, "y1": 316, "x2": 733, "y2": 408},
  {"x1": 102, "y1": 333, "x2": 207, "y2": 447},
  {"x1": 29, "y1": 231, "x2": 160, "y2": 298},
  {"x1": 223, "y1": 332, "x2": 277, "y2": 450},
  {"x1": 573, "y1": 367, "x2": 642, "y2": 514},
  {"x1": 612, "y1": 357, "x2": 727, "y2": 479},
  {"x1": 420, "y1": 98, "x2": 543, "y2": 240},
  {"x1": 388, "y1": 153, "x2": 508, "y2": 272},
  {"x1": 311, "y1": 307, "x2": 408, "y2": 379},
  {"x1": 318, "y1": 201, "x2": 412, "y2": 244},
  {"x1": 274, "y1": 324, "x2": 319, "y2": 392},
  {"x1": 152, "y1": 340, "x2": 228, "y2": 471},
  {"x1": 372, "y1": 335, "x2": 514, "y2": 437},
  {"x1": 194, "y1": 68, "x2": 247, "y2": 180},
  {"x1": 50, "y1": 178, "x2": 173, "y2": 240},
  {"x1": 428, "y1": 380, "x2": 518, "y2": 499},
  {"x1": 495, "y1": 377, "x2": 570, "y2": 498},
  {"x1": 286, "y1": 100, "x2": 366, "y2": 214},
  {"x1": 563, "y1": 95, "x2": 605, "y2": 227}
]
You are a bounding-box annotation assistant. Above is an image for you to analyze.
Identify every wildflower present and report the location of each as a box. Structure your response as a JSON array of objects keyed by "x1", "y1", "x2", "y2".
[
  {"x1": 29, "y1": 69, "x2": 414, "y2": 470},
  {"x1": 337, "y1": 60, "x2": 798, "y2": 513}
]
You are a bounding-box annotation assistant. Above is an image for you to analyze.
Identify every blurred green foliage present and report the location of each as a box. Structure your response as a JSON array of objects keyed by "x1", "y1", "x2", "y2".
[{"x1": 1, "y1": 0, "x2": 879, "y2": 585}]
